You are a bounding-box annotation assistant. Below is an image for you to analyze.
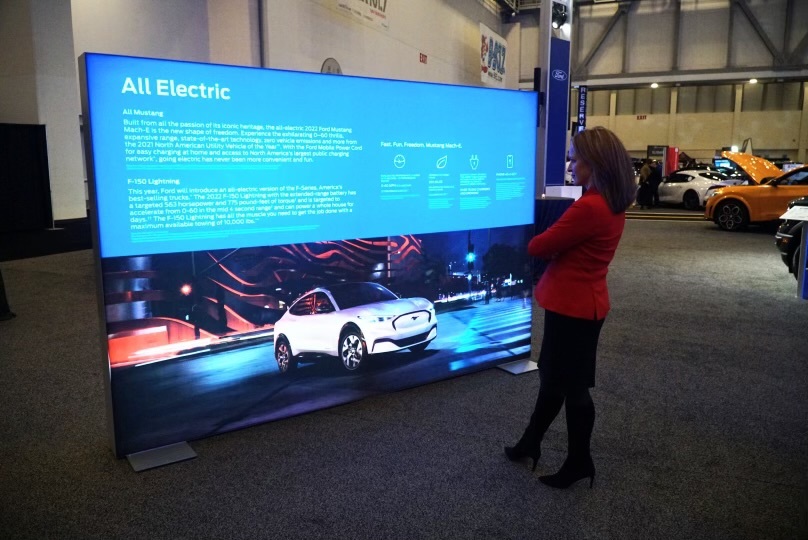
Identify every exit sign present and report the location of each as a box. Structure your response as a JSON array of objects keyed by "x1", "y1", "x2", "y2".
[
  {"x1": 419, "y1": 53, "x2": 428, "y2": 64},
  {"x1": 636, "y1": 115, "x2": 647, "y2": 120}
]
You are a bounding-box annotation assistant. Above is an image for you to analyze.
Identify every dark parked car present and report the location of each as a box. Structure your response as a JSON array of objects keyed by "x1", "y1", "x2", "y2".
[{"x1": 775, "y1": 196, "x2": 808, "y2": 279}]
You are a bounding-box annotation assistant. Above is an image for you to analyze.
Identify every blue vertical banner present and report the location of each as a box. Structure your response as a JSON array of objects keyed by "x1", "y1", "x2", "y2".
[
  {"x1": 577, "y1": 86, "x2": 587, "y2": 132},
  {"x1": 800, "y1": 227, "x2": 808, "y2": 300},
  {"x1": 545, "y1": 37, "x2": 571, "y2": 187}
]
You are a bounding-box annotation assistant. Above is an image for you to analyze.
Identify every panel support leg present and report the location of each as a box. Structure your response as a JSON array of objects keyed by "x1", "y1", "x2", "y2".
[
  {"x1": 498, "y1": 359, "x2": 539, "y2": 375},
  {"x1": 127, "y1": 442, "x2": 196, "y2": 472}
]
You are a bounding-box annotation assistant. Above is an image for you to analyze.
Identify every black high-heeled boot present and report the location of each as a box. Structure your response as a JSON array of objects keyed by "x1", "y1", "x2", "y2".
[
  {"x1": 503, "y1": 442, "x2": 541, "y2": 471},
  {"x1": 540, "y1": 387, "x2": 596, "y2": 489},
  {"x1": 538, "y1": 457, "x2": 595, "y2": 489},
  {"x1": 505, "y1": 383, "x2": 566, "y2": 471}
]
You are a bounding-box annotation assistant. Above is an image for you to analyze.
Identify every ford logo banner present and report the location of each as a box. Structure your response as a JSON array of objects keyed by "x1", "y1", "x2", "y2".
[{"x1": 552, "y1": 69, "x2": 567, "y2": 81}]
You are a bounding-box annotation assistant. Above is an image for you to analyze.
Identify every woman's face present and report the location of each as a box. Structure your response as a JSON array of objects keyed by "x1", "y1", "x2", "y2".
[{"x1": 567, "y1": 145, "x2": 593, "y2": 188}]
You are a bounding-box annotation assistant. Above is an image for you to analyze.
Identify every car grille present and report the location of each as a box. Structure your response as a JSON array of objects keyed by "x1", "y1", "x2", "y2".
[
  {"x1": 391, "y1": 310, "x2": 432, "y2": 331},
  {"x1": 375, "y1": 326, "x2": 436, "y2": 348}
]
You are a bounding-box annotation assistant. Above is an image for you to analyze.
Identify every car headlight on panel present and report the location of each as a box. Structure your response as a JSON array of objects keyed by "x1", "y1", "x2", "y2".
[{"x1": 357, "y1": 315, "x2": 394, "y2": 323}]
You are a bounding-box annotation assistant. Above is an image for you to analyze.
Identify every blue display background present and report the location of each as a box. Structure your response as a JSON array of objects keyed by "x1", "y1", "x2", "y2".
[{"x1": 83, "y1": 54, "x2": 538, "y2": 258}]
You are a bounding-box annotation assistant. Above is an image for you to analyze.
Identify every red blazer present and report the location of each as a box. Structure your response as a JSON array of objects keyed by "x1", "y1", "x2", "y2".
[{"x1": 528, "y1": 188, "x2": 625, "y2": 320}]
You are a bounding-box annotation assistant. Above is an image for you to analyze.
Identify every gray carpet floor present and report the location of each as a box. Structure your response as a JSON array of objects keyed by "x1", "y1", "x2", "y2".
[{"x1": 1, "y1": 220, "x2": 806, "y2": 540}]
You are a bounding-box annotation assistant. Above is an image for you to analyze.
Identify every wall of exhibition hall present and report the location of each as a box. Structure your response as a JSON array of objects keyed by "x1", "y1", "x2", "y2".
[{"x1": 0, "y1": 0, "x2": 806, "y2": 222}]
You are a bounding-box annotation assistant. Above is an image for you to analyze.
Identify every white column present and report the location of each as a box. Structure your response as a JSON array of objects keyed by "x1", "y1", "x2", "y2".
[
  {"x1": 0, "y1": 1, "x2": 85, "y2": 221},
  {"x1": 668, "y1": 87, "x2": 678, "y2": 146},
  {"x1": 534, "y1": 0, "x2": 553, "y2": 196},
  {"x1": 731, "y1": 83, "x2": 743, "y2": 149},
  {"x1": 535, "y1": 0, "x2": 572, "y2": 194},
  {"x1": 797, "y1": 82, "x2": 808, "y2": 163},
  {"x1": 0, "y1": 1, "x2": 40, "y2": 123},
  {"x1": 31, "y1": 0, "x2": 85, "y2": 220},
  {"x1": 609, "y1": 89, "x2": 617, "y2": 131}
]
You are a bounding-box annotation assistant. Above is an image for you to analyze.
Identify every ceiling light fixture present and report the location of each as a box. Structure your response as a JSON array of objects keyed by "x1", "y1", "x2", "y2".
[{"x1": 552, "y1": 2, "x2": 569, "y2": 29}]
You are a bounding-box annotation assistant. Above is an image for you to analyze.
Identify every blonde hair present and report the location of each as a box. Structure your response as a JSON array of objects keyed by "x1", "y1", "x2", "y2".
[{"x1": 570, "y1": 127, "x2": 636, "y2": 213}]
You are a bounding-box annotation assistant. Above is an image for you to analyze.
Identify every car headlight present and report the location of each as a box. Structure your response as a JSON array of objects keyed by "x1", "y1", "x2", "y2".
[{"x1": 357, "y1": 315, "x2": 394, "y2": 323}]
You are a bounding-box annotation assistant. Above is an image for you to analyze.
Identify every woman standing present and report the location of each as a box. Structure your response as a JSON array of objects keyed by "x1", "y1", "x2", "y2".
[{"x1": 505, "y1": 127, "x2": 636, "y2": 489}]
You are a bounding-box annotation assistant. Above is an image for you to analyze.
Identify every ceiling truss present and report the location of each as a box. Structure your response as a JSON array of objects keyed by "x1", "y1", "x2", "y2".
[{"x1": 571, "y1": 0, "x2": 808, "y2": 87}]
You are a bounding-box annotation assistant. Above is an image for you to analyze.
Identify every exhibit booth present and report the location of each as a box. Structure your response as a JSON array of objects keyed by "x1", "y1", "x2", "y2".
[{"x1": 80, "y1": 53, "x2": 543, "y2": 468}]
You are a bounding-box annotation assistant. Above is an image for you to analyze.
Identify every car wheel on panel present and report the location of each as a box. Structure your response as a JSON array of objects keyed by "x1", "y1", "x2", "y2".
[
  {"x1": 275, "y1": 336, "x2": 297, "y2": 374},
  {"x1": 683, "y1": 190, "x2": 700, "y2": 210},
  {"x1": 715, "y1": 200, "x2": 749, "y2": 231},
  {"x1": 792, "y1": 245, "x2": 802, "y2": 280},
  {"x1": 339, "y1": 328, "x2": 366, "y2": 371}
]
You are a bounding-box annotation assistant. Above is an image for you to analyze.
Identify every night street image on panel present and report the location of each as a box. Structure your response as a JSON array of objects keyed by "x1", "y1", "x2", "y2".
[{"x1": 106, "y1": 224, "x2": 534, "y2": 454}]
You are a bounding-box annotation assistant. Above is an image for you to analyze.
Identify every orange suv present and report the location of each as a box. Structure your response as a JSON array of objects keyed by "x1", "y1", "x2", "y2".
[{"x1": 704, "y1": 153, "x2": 808, "y2": 231}]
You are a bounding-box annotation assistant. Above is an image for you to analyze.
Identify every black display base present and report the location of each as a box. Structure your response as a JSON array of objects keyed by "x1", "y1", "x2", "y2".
[
  {"x1": 0, "y1": 218, "x2": 91, "y2": 261},
  {"x1": 127, "y1": 441, "x2": 196, "y2": 472}
]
